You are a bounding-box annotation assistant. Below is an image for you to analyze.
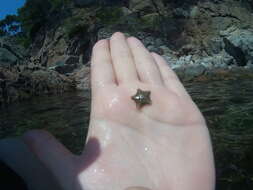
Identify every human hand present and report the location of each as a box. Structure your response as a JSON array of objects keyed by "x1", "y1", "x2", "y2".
[{"x1": 23, "y1": 32, "x2": 215, "y2": 190}]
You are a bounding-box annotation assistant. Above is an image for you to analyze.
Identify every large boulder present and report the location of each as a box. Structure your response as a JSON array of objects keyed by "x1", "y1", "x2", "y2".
[
  {"x1": 129, "y1": 0, "x2": 164, "y2": 15},
  {"x1": 53, "y1": 55, "x2": 80, "y2": 74},
  {"x1": 74, "y1": 0, "x2": 96, "y2": 6},
  {"x1": 0, "y1": 48, "x2": 18, "y2": 66},
  {"x1": 221, "y1": 28, "x2": 253, "y2": 66},
  {"x1": 0, "y1": 67, "x2": 75, "y2": 106},
  {"x1": 0, "y1": 37, "x2": 27, "y2": 67},
  {"x1": 71, "y1": 65, "x2": 90, "y2": 90}
]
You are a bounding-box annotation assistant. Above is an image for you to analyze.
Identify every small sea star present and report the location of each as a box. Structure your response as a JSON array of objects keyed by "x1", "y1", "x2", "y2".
[{"x1": 131, "y1": 89, "x2": 152, "y2": 109}]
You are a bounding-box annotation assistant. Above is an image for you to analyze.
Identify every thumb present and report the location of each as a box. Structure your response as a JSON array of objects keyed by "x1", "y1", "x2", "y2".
[{"x1": 22, "y1": 130, "x2": 78, "y2": 187}]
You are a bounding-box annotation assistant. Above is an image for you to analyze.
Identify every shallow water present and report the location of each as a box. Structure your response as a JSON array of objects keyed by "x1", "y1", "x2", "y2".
[{"x1": 0, "y1": 78, "x2": 253, "y2": 189}]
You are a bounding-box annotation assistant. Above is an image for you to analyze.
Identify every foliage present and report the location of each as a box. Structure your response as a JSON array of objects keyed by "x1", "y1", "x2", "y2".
[
  {"x1": 15, "y1": 0, "x2": 71, "y2": 45},
  {"x1": 0, "y1": 14, "x2": 20, "y2": 36},
  {"x1": 17, "y1": 0, "x2": 50, "y2": 37},
  {"x1": 68, "y1": 24, "x2": 88, "y2": 39},
  {"x1": 63, "y1": 16, "x2": 88, "y2": 39},
  {"x1": 15, "y1": 33, "x2": 32, "y2": 48},
  {"x1": 96, "y1": 6, "x2": 123, "y2": 25},
  {"x1": 51, "y1": 0, "x2": 70, "y2": 11},
  {"x1": 0, "y1": 28, "x2": 6, "y2": 37}
]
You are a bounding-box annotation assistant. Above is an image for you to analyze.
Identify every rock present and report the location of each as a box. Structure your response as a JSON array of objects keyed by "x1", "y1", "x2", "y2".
[
  {"x1": 175, "y1": 65, "x2": 207, "y2": 81},
  {"x1": 55, "y1": 64, "x2": 77, "y2": 74},
  {"x1": 222, "y1": 28, "x2": 253, "y2": 66},
  {"x1": 159, "y1": 46, "x2": 174, "y2": 55},
  {"x1": 71, "y1": 65, "x2": 91, "y2": 90},
  {"x1": 190, "y1": 6, "x2": 199, "y2": 19},
  {"x1": 50, "y1": 56, "x2": 80, "y2": 74},
  {"x1": 187, "y1": 65, "x2": 206, "y2": 77},
  {"x1": 0, "y1": 66, "x2": 75, "y2": 106},
  {"x1": 64, "y1": 56, "x2": 79, "y2": 65},
  {"x1": 129, "y1": 0, "x2": 164, "y2": 15},
  {"x1": 173, "y1": 8, "x2": 190, "y2": 18},
  {"x1": 0, "y1": 48, "x2": 18, "y2": 66},
  {"x1": 223, "y1": 38, "x2": 247, "y2": 66},
  {"x1": 74, "y1": 0, "x2": 96, "y2": 7},
  {"x1": 155, "y1": 38, "x2": 163, "y2": 47},
  {"x1": 205, "y1": 37, "x2": 224, "y2": 55},
  {"x1": 0, "y1": 37, "x2": 27, "y2": 67},
  {"x1": 121, "y1": 7, "x2": 132, "y2": 16},
  {"x1": 0, "y1": 37, "x2": 27, "y2": 60},
  {"x1": 129, "y1": 0, "x2": 154, "y2": 14},
  {"x1": 141, "y1": 13, "x2": 160, "y2": 29}
]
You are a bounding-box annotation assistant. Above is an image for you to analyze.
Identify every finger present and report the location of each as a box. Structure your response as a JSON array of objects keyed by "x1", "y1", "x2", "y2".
[
  {"x1": 151, "y1": 52, "x2": 189, "y2": 97},
  {"x1": 127, "y1": 37, "x2": 163, "y2": 85},
  {"x1": 0, "y1": 138, "x2": 62, "y2": 190},
  {"x1": 91, "y1": 39, "x2": 116, "y2": 91},
  {"x1": 125, "y1": 187, "x2": 152, "y2": 190},
  {"x1": 110, "y1": 32, "x2": 139, "y2": 84},
  {"x1": 22, "y1": 130, "x2": 76, "y2": 184}
]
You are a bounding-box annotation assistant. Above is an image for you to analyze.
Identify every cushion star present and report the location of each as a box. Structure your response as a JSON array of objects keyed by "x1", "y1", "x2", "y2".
[{"x1": 131, "y1": 89, "x2": 152, "y2": 109}]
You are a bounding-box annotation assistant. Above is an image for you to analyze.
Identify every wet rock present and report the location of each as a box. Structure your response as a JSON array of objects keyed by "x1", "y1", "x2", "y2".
[
  {"x1": 55, "y1": 64, "x2": 77, "y2": 74},
  {"x1": 0, "y1": 37, "x2": 27, "y2": 67},
  {"x1": 205, "y1": 37, "x2": 224, "y2": 55},
  {"x1": 64, "y1": 56, "x2": 79, "y2": 65},
  {"x1": 71, "y1": 65, "x2": 91, "y2": 90},
  {"x1": 74, "y1": 0, "x2": 96, "y2": 7},
  {"x1": 129, "y1": 0, "x2": 164, "y2": 15},
  {"x1": 0, "y1": 48, "x2": 18, "y2": 66},
  {"x1": 0, "y1": 37, "x2": 27, "y2": 60},
  {"x1": 222, "y1": 28, "x2": 253, "y2": 66},
  {"x1": 141, "y1": 13, "x2": 160, "y2": 29},
  {"x1": 185, "y1": 65, "x2": 206, "y2": 80},
  {"x1": 129, "y1": 0, "x2": 154, "y2": 13},
  {"x1": 174, "y1": 65, "x2": 207, "y2": 81},
  {"x1": 0, "y1": 67, "x2": 75, "y2": 106},
  {"x1": 49, "y1": 55, "x2": 80, "y2": 74},
  {"x1": 223, "y1": 38, "x2": 247, "y2": 66},
  {"x1": 173, "y1": 8, "x2": 190, "y2": 18}
]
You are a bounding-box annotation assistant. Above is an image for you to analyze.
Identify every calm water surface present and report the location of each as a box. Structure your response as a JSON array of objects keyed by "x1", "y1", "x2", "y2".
[{"x1": 0, "y1": 78, "x2": 253, "y2": 190}]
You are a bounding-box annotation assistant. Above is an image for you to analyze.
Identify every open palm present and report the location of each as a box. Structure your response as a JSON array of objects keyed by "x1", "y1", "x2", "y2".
[{"x1": 23, "y1": 32, "x2": 215, "y2": 190}]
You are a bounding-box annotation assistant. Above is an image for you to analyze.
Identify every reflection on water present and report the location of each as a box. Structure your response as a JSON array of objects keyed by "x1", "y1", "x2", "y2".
[
  {"x1": 0, "y1": 79, "x2": 253, "y2": 189},
  {"x1": 0, "y1": 91, "x2": 91, "y2": 154},
  {"x1": 186, "y1": 79, "x2": 253, "y2": 189}
]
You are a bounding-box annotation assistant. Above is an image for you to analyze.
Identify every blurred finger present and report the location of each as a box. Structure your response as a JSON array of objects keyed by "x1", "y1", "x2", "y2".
[{"x1": 22, "y1": 130, "x2": 77, "y2": 188}]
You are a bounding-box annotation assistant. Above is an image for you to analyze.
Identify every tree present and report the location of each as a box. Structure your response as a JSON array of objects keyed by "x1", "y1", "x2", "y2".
[
  {"x1": 0, "y1": 28, "x2": 6, "y2": 37},
  {"x1": 17, "y1": 0, "x2": 71, "y2": 39},
  {"x1": 0, "y1": 14, "x2": 20, "y2": 36}
]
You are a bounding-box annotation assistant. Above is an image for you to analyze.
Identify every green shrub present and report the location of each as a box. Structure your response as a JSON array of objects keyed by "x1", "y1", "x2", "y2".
[
  {"x1": 68, "y1": 24, "x2": 88, "y2": 39},
  {"x1": 96, "y1": 7, "x2": 123, "y2": 25},
  {"x1": 16, "y1": 0, "x2": 71, "y2": 45},
  {"x1": 17, "y1": 0, "x2": 51, "y2": 38},
  {"x1": 50, "y1": 0, "x2": 71, "y2": 12},
  {"x1": 64, "y1": 16, "x2": 88, "y2": 39},
  {"x1": 15, "y1": 35, "x2": 32, "y2": 48}
]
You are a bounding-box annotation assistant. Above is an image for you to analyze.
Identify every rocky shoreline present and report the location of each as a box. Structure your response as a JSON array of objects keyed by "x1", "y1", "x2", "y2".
[{"x1": 1, "y1": 0, "x2": 253, "y2": 105}]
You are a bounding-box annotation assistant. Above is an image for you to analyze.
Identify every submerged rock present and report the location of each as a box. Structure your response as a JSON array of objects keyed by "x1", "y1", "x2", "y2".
[{"x1": 0, "y1": 67, "x2": 75, "y2": 106}]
